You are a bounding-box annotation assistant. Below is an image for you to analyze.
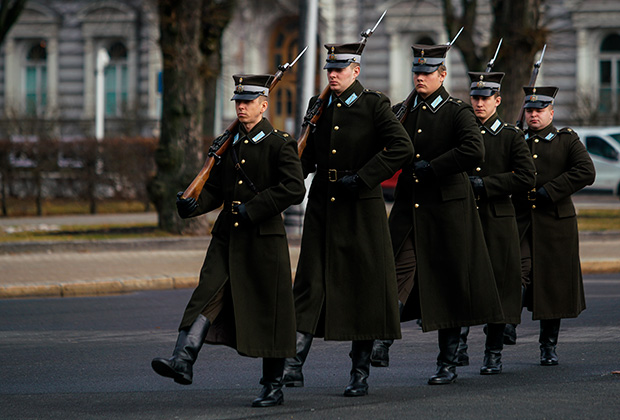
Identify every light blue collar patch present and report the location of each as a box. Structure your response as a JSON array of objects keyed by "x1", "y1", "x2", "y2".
[
  {"x1": 525, "y1": 132, "x2": 530, "y2": 140},
  {"x1": 545, "y1": 132, "x2": 555, "y2": 140},
  {"x1": 345, "y1": 93, "x2": 358, "y2": 105},
  {"x1": 491, "y1": 119, "x2": 502, "y2": 132},
  {"x1": 414, "y1": 96, "x2": 419, "y2": 108},
  {"x1": 232, "y1": 133, "x2": 241, "y2": 145},
  {"x1": 430, "y1": 95, "x2": 443, "y2": 109},
  {"x1": 328, "y1": 95, "x2": 333, "y2": 107},
  {"x1": 251, "y1": 131, "x2": 266, "y2": 143}
]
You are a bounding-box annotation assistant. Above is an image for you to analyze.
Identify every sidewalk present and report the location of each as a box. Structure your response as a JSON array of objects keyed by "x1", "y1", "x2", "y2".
[{"x1": 0, "y1": 211, "x2": 619, "y2": 299}]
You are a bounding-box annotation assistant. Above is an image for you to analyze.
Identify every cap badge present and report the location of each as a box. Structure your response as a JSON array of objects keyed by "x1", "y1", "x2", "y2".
[
  {"x1": 530, "y1": 95, "x2": 538, "y2": 101},
  {"x1": 329, "y1": 46, "x2": 336, "y2": 61},
  {"x1": 417, "y1": 57, "x2": 426, "y2": 65},
  {"x1": 476, "y1": 81, "x2": 486, "y2": 88},
  {"x1": 235, "y1": 84, "x2": 244, "y2": 93}
]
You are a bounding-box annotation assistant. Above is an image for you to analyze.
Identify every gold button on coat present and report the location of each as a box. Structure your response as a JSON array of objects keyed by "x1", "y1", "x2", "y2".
[
  {"x1": 234, "y1": 222, "x2": 239, "y2": 227},
  {"x1": 332, "y1": 149, "x2": 337, "y2": 154},
  {"x1": 476, "y1": 167, "x2": 481, "y2": 172},
  {"x1": 337, "y1": 103, "x2": 342, "y2": 107},
  {"x1": 481, "y1": 130, "x2": 486, "y2": 134},
  {"x1": 422, "y1": 105, "x2": 427, "y2": 110},
  {"x1": 241, "y1": 159, "x2": 246, "y2": 164},
  {"x1": 238, "y1": 180, "x2": 243, "y2": 185},
  {"x1": 415, "y1": 153, "x2": 420, "y2": 158},
  {"x1": 334, "y1": 126, "x2": 339, "y2": 131},
  {"x1": 533, "y1": 154, "x2": 538, "y2": 159},
  {"x1": 414, "y1": 203, "x2": 420, "y2": 208},
  {"x1": 244, "y1": 139, "x2": 249, "y2": 144},
  {"x1": 417, "y1": 129, "x2": 422, "y2": 133},
  {"x1": 331, "y1": 197, "x2": 335, "y2": 202},
  {"x1": 534, "y1": 139, "x2": 540, "y2": 143}
]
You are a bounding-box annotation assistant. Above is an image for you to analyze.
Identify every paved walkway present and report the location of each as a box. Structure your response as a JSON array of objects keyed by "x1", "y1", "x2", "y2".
[{"x1": 1, "y1": 205, "x2": 619, "y2": 299}]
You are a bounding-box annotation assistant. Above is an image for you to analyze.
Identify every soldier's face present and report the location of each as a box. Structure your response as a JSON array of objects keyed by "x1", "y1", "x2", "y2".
[
  {"x1": 327, "y1": 64, "x2": 360, "y2": 96},
  {"x1": 235, "y1": 97, "x2": 268, "y2": 129},
  {"x1": 525, "y1": 106, "x2": 554, "y2": 131},
  {"x1": 414, "y1": 70, "x2": 446, "y2": 99},
  {"x1": 470, "y1": 94, "x2": 501, "y2": 124}
]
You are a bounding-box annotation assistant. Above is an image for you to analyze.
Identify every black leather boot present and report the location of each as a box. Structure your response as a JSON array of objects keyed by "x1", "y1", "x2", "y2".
[
  {"x1": 344, "y1": 340, "x2": 373, "y2": 397},
  {"x1": 282, "y1": 331, "x2": 313, "y2": 387},
  {"x1": 539, "y1": 318, "x2": 561, "y2": 366},
  {"x1": 480, "y1": 323, "x2": 505, "y2": 375},
  {"x1": 456, "y1": 326, "x2": 470, "y2": 366},
  {"x1": 370, "y1": 339, "x2": 392, "y2": 367},
  {"x1": 504, "y1": 324, "x2": 517, "y2": 345},
  {"x1": 252, "y1": 358, "x2": 284, "y2": 407},
  {"x1": 151, "y1": 314, "x2": 210, "y2": 385},
  {"x1": 428, "y1": 327, "x2": 460, "y2": 385}
]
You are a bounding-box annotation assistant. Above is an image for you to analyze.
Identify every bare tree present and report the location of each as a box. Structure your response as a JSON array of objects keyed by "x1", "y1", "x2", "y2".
[
  {"x1": 0, "y1": 0, "x2": 27, "y2": 47},
  {"x1": 443, "y1": 0, "x2": 549, "y2": 122},
  {"x1": 149, "y1": 0, "x2": 234, "y2": 233}
]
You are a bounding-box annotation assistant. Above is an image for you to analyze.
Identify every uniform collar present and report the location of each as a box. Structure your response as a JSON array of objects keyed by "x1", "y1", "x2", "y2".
[
  {"x1": 233, "y1": 118, "x2": 273, "y2": 145},
  {"x1": 525, "y1": 123, "x2": 557, "y2": 142},
  {"x1": 413, "y1": 85, "x2": 449, "y2": 113},
  {"x1": 479, "y1": 112, "x2": 504, "y2": 136},
  {"x1": 329, "y1": 80, "x2": 364, "y2": 108}
]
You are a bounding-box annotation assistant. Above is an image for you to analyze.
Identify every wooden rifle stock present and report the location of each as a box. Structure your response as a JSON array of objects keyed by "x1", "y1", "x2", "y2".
[
  {"x1": 394, "y1": 88, "x2": 416, "y2": 124},
  {"x1": 296, "y1": 84, "x2": 331, "y2": 157}
]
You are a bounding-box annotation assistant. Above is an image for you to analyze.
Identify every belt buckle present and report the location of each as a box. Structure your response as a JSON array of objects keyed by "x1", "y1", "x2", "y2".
[
  {"x1": 231, "y1": 200, "x2": 241, "y2": 214},
  {"x1": 527, "y1": 189, "x2": 536, "y2": 201},
  {"x1": 328, "y1": 169, "x2": 338, "y2": 182}
]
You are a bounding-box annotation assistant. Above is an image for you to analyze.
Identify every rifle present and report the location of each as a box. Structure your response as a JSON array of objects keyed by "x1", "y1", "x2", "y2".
[
  {"x1": 296, "y1": 10, "x2": 387, "y2": 157},
  {"x1": 516, "y1": 44, "x2": 547, "y2": 129},
  {"x1": 485, "y1": 38, "x2": 502, "y2": 72},
  {"x1": 181, "y1": 46, "x2": 307, "y2": 200},
  {"x1": 394, "y1": 27, "x2": 464, "y2": 124}
]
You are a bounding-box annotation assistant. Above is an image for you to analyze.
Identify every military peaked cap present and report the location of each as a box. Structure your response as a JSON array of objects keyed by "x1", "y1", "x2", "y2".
[
  {"x1": 411, "y1": 44, "x2": 450, "y2": 73},
  {"x1": 324, "y1": 42, "x2": 365, "y2": 69},
  {"x1": 523, "y1": 86, "x2": 559, "y2": 109},
  {"x1": 231, "y1": 74, "x2": 274, "y2": 101},
  {"x1": 469, "y1": 72, "x2": 505, "y2": 97}
]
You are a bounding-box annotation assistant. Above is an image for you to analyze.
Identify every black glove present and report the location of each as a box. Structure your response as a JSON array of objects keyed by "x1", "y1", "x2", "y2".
[
  {"x1": 468, "y1": 176, "x2": 486, "y2": 198},
  {"x1": 336, "y1": 173, "x2": 360, "y2": 198},
  {"x1": 413, "y1": 160, "x2": 434, "y2": 182},
  {"x1": 176, "y1": 191, "x2": 198, "y2": 219},
  {"x1": 232, "y1": 202, "x2": 250, "y2": 222},
  {"x1": 536, "y1": 186, "x2": 551, "y2": 203}
]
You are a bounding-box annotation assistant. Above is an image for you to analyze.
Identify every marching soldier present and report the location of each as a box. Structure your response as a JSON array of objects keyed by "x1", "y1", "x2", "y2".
[
  {"x1": 373, "y1": 43, "x2": 504, "y2": 385},
  {"x1": 456, "y1": 71, "x2": 536, "y2": 374},
  {"x1": 512, "y1": 86, "x2": 595, "y2": 366},
  {"x1": 151, "y1": 74, "x2": 306, "y2": 407},
  {"x1": 282, "y1": 42, "x2": 413, "y2": 396}
]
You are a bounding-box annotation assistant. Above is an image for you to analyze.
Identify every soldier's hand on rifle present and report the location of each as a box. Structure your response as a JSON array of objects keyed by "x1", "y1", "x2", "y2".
[
  {"x1": 176, "y1": 191, "x2": 198, "y2": 219},
  {"x1": 232, "y1": 202, "x2": 250, "y2": 222},
  {"x1": 413, "y1": 160, "x2": 434, "y2": 183},
  {"x1": 337, "y1": 173, "x2": 361, "y2": 198},
  {"x1": 468, "y1": 176, "x2": 486, "y2": 198},
  {"x1": 535, "y1": 186, "x2": 551, "y2": 203}
]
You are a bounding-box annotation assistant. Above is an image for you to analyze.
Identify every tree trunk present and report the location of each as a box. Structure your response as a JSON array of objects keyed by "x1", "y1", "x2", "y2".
[
  {"x1": 443, "y1": 0, "x2": 548, "y2": 124},
  {"x1": 150, "y1": 0, "x2": 233, "y2": 234}
]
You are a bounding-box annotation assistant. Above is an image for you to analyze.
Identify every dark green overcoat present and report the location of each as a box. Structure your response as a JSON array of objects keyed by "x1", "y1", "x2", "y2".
[
  {"x1": 468, "y1": 113, "x2": 536, "y2": 324},
  {"x1": 179, "y1": 118, "x2": 306, "y2": 358},
  {"x1": 389, "y1": 85, "x2": 504, "y2": 332},
  {"x1": 294, "y1": 80, "x2": 414, "y2": 341},
  {"x1": 512, "y1": 124, "x2": 595, "y2": 320}
]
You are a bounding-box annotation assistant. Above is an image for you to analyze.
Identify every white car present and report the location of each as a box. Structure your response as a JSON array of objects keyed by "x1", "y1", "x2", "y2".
[{"x1": 571, "y1": 126, "x2": 620, "y2": 198}]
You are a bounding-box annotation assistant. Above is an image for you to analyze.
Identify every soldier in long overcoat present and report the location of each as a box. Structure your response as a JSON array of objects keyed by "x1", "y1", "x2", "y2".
[
  {"x1": 376, "y1": 44, "x2": 504, "y2": 385},
  {"x1": 456, "y1": 72, "x2": 536, "y2": 374},
  {"x1": 282, "y1": 42, "x2": 414, "y2": 397},
  {"x1": 151, "y1": 74, "x2": 306, "y2": 408},
  {"x1": 512, "y1": 86, "x2": 595, "y2": 366}
]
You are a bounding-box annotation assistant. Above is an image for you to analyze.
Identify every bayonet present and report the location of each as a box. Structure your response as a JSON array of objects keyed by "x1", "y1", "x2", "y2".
[
  {"x1": 361, "y1": 9, "x2": 387, "y2": 39},
  {"x1": 278, "y1": 46, "x2": 308, "y2": 72},
  {"x1": 485, "y1": 38, "x2": 503, "y2": 72},
  {"x1": 535, "y1": 44, "x2": 547, "y2": 68},
  {"x1": 448, "y1": 27, "x2": 464, "y2": 46}
]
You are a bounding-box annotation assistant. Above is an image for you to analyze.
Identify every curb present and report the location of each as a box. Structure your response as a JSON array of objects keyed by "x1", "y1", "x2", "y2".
[
  {"x1": 0, "y1": 275, "x2": 199, "y2": 299},
  {"x1": 0, "y1": 262, "x2": 616, "y2": 300}
]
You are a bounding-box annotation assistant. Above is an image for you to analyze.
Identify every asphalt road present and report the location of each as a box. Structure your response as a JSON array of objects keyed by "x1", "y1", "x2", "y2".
[{"x1": 1, "y1": 274, "x2": 619, "y2": 419}]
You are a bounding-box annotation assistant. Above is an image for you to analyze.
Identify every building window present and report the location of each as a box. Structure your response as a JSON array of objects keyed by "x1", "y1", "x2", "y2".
[
  {"x1": 24, "y1": 41, "x2": 47, "y2": 116},
  {"x1": 104, "y1": 41, "x2": 128, "y2": 116},
  {"x1": 599, "y1": 33, "x2": 620, "y2": 115}
]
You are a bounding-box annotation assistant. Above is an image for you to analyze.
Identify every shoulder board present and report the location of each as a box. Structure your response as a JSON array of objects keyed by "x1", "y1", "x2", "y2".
[
  {"x1": 363, "y1": 88, "x2": 382, "y2": 96},
  {"x1": 272, "y1": 129, "x2": 293, "y2": 141},
  {"x1": 502, "y1": 123, "x2": 521, "y2": 133},
  {"x1": 448, "y1": 97, "x2": 464, "y2": 106},
  {"x1": 559, "y1": 127, "x2": 578, "y2": 136}
]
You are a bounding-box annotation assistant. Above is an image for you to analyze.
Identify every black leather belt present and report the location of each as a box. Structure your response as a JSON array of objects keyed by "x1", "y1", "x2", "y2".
[{"x1": 316, "y1": 167, "x2": 355, "y2": 182}]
